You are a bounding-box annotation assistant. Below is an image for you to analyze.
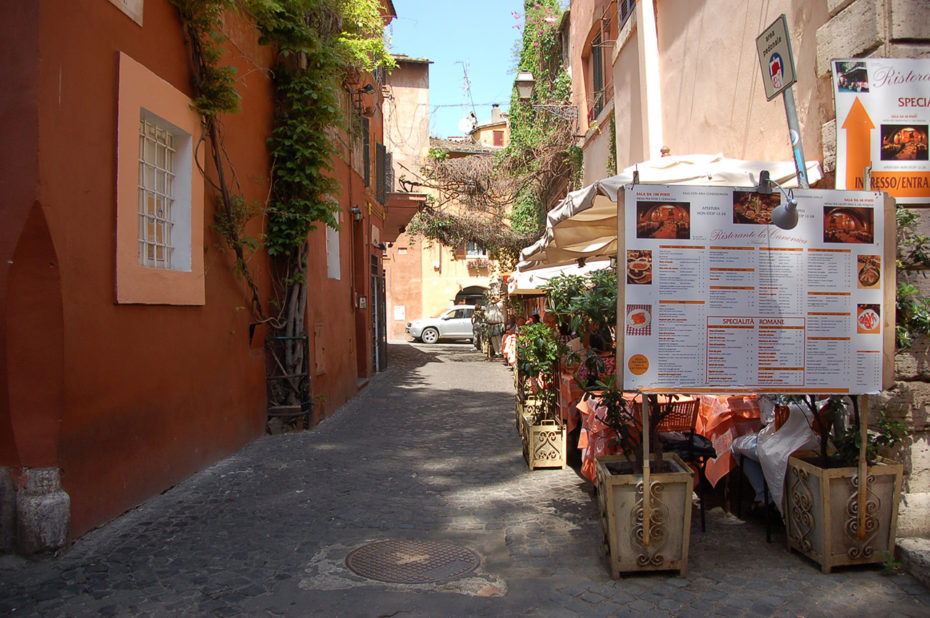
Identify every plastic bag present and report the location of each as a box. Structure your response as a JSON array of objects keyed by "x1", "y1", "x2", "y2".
[
  {"x1": 756, "y1": 402, "x2": 820, "y2": 516},
  {"x1": 731, "y1": 432, "x2": 758, "y2": 459}
]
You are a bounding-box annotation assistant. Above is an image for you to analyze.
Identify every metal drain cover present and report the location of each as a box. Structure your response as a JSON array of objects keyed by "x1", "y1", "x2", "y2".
[{"x1": 345, "y1": 540, "x2": 480, "y2": 584}]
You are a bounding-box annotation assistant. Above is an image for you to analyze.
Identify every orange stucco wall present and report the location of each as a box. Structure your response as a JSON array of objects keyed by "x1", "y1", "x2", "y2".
[
  {"x1": 1, "y1": 0, "x2": 385, "y2": 538},
  {"x1": 0, "y1": 0, "x2": 41, "y2": 467},
  {"x1": 385, "y1": 234, "x2": 424, "y2": 339},
  {"x1": 28, "y1": 0, "x2": 271, "y2": 535}
]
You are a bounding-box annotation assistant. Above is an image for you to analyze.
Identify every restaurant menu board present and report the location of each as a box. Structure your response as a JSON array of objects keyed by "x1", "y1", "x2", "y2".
[
  {"x1": 833, "y1": 58, "x2": 930, "y2": 204},
  {"x1": 621, "y1": 185, "x2": 887, "y2": 395}
]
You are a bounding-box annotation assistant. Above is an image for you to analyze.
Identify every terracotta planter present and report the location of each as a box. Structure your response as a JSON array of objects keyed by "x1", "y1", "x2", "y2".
[
  {"x1": 785, "y1": 453, "x2": 903, "y2": 573},
  {"x1": 520, "y1": 416, "x2": 566, "y2": 470},
  {"x1": 595, "y1": 453, "x2": 694, "y2": 578}
]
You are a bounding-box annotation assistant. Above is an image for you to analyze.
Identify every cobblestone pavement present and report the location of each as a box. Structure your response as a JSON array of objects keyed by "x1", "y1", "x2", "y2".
[{"x1": 2, "y1": 342, "x2": 929, "y2": 617}]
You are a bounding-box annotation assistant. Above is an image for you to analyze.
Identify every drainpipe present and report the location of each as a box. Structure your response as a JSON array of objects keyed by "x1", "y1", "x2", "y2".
[{"x1": 636, "y1": 0, "x2": 663, "y2": 160}]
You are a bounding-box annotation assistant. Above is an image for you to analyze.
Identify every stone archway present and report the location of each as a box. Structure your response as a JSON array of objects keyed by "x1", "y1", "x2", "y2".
[{"x1": 455, "y1": 286, "x2": 487, "y2": 306}]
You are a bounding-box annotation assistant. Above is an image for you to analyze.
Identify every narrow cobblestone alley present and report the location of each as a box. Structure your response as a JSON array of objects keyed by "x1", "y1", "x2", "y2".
[{"x1": 2, "y1": 343, "x2": 929, "y2": 617}]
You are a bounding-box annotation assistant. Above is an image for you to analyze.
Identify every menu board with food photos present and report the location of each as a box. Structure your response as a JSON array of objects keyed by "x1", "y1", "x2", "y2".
[{"x1": 620, "y1": 184, "x2": 894, "y2": 395}]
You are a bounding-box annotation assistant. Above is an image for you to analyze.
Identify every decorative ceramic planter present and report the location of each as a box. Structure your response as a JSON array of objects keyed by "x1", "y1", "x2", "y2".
[
  {"x1": 520, "y1": 416, "x2": 566, "y2": 470},
  {"x1": 785, "y1": 453, "x2": 903, "y2": 573},
  {"x1": 595, "y1": 453, "x2": 694, "y2": 578}
]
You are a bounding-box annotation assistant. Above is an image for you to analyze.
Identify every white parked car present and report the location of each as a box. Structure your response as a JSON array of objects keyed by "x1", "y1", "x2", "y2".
[{"x1": 406, "y1": 305, "x2": 476, "y2": 344}]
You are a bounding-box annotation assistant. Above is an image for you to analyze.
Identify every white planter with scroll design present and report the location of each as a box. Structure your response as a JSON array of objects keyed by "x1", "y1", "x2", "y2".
[
  {"x1": 520, "y1": 416, "x2": 566, "y2": 470},
  {"x1": 595, "y1": 453, "x2": 693, "y2": 578},
  {"x1": 785, "y1": 452, "x2": 903, "y2": 573}
]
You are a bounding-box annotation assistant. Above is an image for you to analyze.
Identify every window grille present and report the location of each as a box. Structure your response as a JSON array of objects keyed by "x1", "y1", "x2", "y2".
[
  {"x1": 138, "y1": 117, "x2": 175, "y2": 269},
  {"x1": 466, "y1": 242, "x2": 488, "y2": 258}
]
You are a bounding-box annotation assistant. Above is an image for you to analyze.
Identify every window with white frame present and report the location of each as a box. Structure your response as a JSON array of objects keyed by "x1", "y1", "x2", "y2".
[
  {"x1": 465, "y1": 242, "x2": 488, "y2": 258},
  {"x1": 136, "y1": 110, "x2": 193, "y2": 272},
  {"x1": 116, "y1": 52, "x2": 203, "y2": 305}
]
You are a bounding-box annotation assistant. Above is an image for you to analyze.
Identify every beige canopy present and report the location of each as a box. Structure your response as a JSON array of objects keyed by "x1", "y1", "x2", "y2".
[
  {"x1": 507, "y1": 259, "x2": 613, "y2": 295},
  {"x1": 518, "y1": 154, "x2": 823, "y2": 270}
]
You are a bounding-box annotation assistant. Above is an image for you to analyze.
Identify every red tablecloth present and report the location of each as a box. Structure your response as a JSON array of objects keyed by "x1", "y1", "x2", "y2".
[
  {"x1": 577, "y1": 394, "x2": 761, "y2": 487},
  {"x1": 576, "y1": 396, "x2": 616, "y2": 484},
  {"x1": 502, "y1": 333, "x2": 517, "y2": 366},
  {"x1": 696, "y1": 395, "x2": 762, "y2": 487},
  {"x1": 577, "y1": 393, "x2": 681, "y2": 485},
  {"x1": 558, "y1": 372, "x2": 585, "y2": 433}
]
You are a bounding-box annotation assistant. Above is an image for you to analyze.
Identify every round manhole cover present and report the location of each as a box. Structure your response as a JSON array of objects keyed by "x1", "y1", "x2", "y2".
[{"x1": 345, "y1": 540, "x2": 480, "y2": 584}]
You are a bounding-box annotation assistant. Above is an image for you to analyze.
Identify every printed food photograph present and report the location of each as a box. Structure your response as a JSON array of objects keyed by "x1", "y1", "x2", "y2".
[
  {"x1": 626, "y1": 249, "x2": 653, "y2": 285},
  {"x1": 732, "y1": 191, "x2": 782, "y2": 225},
  {"x1": 857, "y1": 303, "x2": 881, "y2": 334},
  {"x1": 625, "y1": 304, "x2": 652, "y2": 336},
  {"x1": 823, "y1": 207, "x2": 874, "y2": 244},
  {"x1": 880, "y1": 124, "x2": 928, "y2": 161},
  {"x1": 857, "y1": 254, "x2": 881, "y2": 288},
  {"x1": 635, "y1": 201, "x2": 691, "y2": 240}
]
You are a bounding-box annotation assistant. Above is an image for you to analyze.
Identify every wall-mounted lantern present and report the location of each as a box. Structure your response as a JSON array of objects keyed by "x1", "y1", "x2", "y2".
[{"x1": 514, "y1": 71, "x2": 536, "y2": 102}]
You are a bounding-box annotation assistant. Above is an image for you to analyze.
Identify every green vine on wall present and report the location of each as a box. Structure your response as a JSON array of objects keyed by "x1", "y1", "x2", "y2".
[
  {"x1": 407, "y1": 0, "x2": 574, "y2": 265},
  {"x1": 171, "y1": 0, "x2": 266, "y2": 319},
  {"x1": 170, "y1": 0, "x2": 392, "y2": 426},
  {"x1": 170, "y1": 0, "x2": 391, "y2": 313},
  {"x1": 506, "y1": 0, "x2": 574, "y2": 231},
  {"x1": 606, "y1": 112, "x2": 617, "y2": 176},
  {"x1": 896, "y1": 205, "x2": 930, "y2": 349}
]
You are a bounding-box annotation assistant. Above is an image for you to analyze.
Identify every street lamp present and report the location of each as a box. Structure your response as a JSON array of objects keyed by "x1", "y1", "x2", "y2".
[
  {"x1": 514, "y1": 70, "x2": 536, "y2": 102},
  {"x1": 513, "y1": 70, "x2": 578, "y2": 122}
]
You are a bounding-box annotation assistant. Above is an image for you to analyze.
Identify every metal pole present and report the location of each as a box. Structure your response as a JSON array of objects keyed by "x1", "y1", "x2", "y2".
[
  {"x1": 641, "y1": 392, "x2": 651, "y2": 547},
  {"x1": 857, "y1": 395, "x2": 870, "y2": 540},
  {"x1": 782, "y1": 87, "x2": 810, "y2": 189}
]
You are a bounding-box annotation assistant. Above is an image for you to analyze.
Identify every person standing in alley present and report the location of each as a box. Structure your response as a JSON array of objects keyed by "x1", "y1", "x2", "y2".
[{"x1": 485, "y1": 295, "x2": 505, "y2": 359}]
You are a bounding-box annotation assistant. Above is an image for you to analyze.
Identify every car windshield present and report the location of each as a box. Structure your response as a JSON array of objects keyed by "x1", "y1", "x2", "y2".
[{"x1": 431, "y1": 306, "x2": 470, "y2": 319}]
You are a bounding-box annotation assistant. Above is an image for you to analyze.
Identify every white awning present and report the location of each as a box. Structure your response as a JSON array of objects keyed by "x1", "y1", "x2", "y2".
[
  {"x1": 519, "y1": 154, "x2": 823, "y2": 270},
  {"x1": 507, "y1": 259, "x2": 612, "y2": 295}
]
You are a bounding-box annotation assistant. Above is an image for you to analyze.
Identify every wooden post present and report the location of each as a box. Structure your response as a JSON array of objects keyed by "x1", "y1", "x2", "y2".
[
  {"x1": 642, "y1": 391, "x2": 651, "y2": 546},
  {"x1": 857, "y1": 394, "x2": 870, "y2": 540}
]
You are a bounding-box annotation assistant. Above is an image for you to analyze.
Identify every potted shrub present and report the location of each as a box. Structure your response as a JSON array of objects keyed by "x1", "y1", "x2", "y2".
[
  {"x1": 784, "y1": 395, "x2": 905, "y2": 573},
  {"x1": 592, "y1": 381, "x2": 695, "y2": 577},
  {"x1": 515, "y1": 322, "x2": 567, "y2": 470},
  {"x1": 543, "y1": 267, "x2": 617, "y2": 354},
  {"x1": 544, "y1": 268, "x2": 618, "y2": 442}
]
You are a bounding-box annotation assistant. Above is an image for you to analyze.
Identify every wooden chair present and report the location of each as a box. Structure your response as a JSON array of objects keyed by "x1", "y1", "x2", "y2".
[{"x1": 656, "y1": 398, "x2": 715, "y2": 532}]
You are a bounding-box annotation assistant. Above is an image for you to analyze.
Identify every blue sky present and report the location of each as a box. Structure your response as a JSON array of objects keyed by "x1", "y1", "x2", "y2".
[{"x1": 387, "y1": 0, "x2": 527, "y2": 138}]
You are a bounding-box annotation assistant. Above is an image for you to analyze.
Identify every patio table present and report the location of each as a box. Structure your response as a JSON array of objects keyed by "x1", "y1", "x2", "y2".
[{"x1": 576, "y1": 393, "x2": 761, "y2": 487}]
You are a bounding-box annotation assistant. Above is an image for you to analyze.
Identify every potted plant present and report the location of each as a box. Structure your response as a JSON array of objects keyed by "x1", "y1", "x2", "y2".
[
  {"x1": 543, "y1": 268, "x2": 617, "y2": 354},
  {"x1": 591, "y1": 380, "x2": 695, "y2": 577},
  {"x1": 784, "y1": 395, "x2": 905, "y2": 573},
  {"x1": 515, "y1": 322, "x2": 567, "y2": 470}
]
